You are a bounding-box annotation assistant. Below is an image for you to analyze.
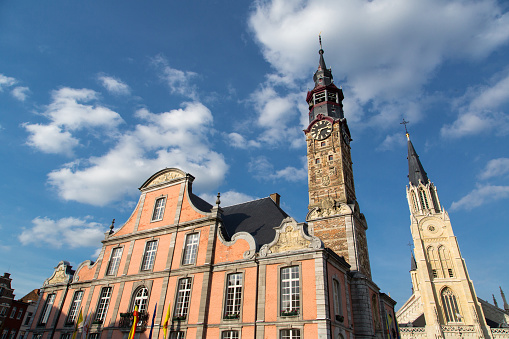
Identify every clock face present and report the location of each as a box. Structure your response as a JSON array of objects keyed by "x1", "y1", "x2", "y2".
[{"x1": 310, "y1": 120, "x2": 332, "y2": 140}]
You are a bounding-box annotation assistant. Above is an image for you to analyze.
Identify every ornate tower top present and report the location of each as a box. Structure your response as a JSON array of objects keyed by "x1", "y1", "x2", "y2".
[{"x1": 406, "y1": 133, "x2": 429, "y2": 187}]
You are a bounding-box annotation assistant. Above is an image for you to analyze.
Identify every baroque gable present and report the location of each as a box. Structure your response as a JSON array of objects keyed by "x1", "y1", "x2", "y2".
[{"x1": 43, "y1": 261, "x2": 74, "y2": 286}]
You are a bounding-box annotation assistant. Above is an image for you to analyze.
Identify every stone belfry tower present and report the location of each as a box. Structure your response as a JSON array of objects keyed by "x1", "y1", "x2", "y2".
[
  {"x1": 402, "y1": 132, "x2": 491, "y2": 338},
  {"x1": 305, "y1": 39, "x2": 371, "y2": 278}
]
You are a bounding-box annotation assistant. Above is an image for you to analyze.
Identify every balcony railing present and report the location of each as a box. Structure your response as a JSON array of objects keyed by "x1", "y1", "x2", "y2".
[{"x1": 119, "y1": 312, "x2": 148, "y2": 331}]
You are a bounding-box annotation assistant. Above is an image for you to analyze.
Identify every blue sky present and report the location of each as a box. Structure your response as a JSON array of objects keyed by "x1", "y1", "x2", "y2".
[{"x1": 1, "y1": 0, "x2": 509, "y2": 308}]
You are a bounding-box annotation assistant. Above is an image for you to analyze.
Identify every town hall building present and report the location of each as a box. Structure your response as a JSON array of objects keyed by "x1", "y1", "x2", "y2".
[{"x1": 26, "y1": 45, "x2": 399, "y2": 339}]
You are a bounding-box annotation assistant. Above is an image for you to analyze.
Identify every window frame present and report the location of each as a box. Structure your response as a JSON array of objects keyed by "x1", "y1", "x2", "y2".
[
  {"x1": 441, "y1": 287, "x2": 462, "y2": 323},
  {"x1": 279, "y1": 328, "x2": 301, "y2": 339},
  {"x1": 221, "y1": 330, "x2": 240, "y2": 339},
  {"x1": 168, "y1": 332, "x2": 185, "y2": 339},
  {"x1": 223, "y1": 272, "x2": 243, "y2": 320},
  {"x1": 10, "y1": 307, "x2": 17, "y2": 318},
  {"x1": 38, "y1": 293, "x2": 56, "y2": 326},
  {"x1": 173, "y1": 277, "x2": 193, "y2": 321},
  {"x1": 106, "y1": 246, "x2": 123, "y2": 276},
  {"x1": 94, "y1": 286, "x2": 112, "y2": 323},
  {"x1": 332, "y1": 277, "x2": 343, "y2": 321},
  {"x1": 66, "y1": 290, "x2": 84, "y2": 325},
  {"x1": 131, "y1": 286, "x2": 149, "y2": 313},
  {"x1": 181, "y1": 232, "x2": 200, "y2": 266},
  {"x1": 16, "y1": 309, "x2": 23, "y2": 320},
  {"x1": 278, "y1": 264, "x2": 302, "y2": 319},
  {"x1": 140, "y1": 240, "x2": 158, "y2": 271},
  {"x1": 151, "y1": 196, "x2": 167, "y2": 222}
]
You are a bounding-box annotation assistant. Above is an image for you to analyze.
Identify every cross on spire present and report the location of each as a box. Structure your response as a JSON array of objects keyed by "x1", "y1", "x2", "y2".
[{"x1": 401, "y1": 118, "x2": 410, "y2": 134}]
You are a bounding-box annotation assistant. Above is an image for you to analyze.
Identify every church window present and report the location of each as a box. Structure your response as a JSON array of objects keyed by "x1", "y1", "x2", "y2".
[
  {"x1": 441, "y1": 288, "x2": 462, "y2": 323},
  {"x1": 438, "y1": 246, "x2": 454, "y2": 278},
  {"x1": 315, "y1": 158, "x2": 320, "y2": 164},
  {"x1": 419, "y1": 189, "x2": 429, "y2": 210},
  {"x1": 430, "y1": 186, "x2": 441, "y2": 212},
  {"x1": 132, "y1": 286, "x2": 149, "y2": 313},
  {"x1": 94, "y1": 287, "x2": 112, "y2": 322},
  {"x1": 427, "y1": 246, "x2": 441, "y2": 279},
  {"x1": 328, "y1": 155, "x2": 334, "y2": 161},
  {"x1": 224, "y1": 273, "x2": 242, "y2": 319},
  {"x1": 221, "y1": 330, "x2": 239, "y2": 339},
  {"x1": 281, "y1": 266, "x2": 300, "y2": 316},
  {"x1": 333, "y1": 279, "x2": 343, "y2": 320},
  {"x1": 174, "y1": 278, "x2": 192, "y2": 319},
  {"x1": 151, "y1": 197, "x2": 166, "y2": 221},
  {"x1": 280, "y1": 329, "x2": 300, "y2": 339},
  {"x1": 66, "y1": 290, "x2": 84, "y2": 324},
  {"x1": 182, "y1": 233, "x2": 199, "y2": 265},
  {"x1": 169, "y1": 332, "x2": 185, "y2": 339},
  {"x1": 106, "y1": 247, "x2": 123, "y2": 276},
  {"x1": 411, "y1": 192, "x2": 418, "y2": 212},
  {"x1": 39, "y1": 293, "x2": 55, "y2": 325},
  {"x1": 141, "y1": 240, "x2": 158, "y2": 271},
  {"x1": 314, "y1": 92, "x2": 325, "y2": 104}
]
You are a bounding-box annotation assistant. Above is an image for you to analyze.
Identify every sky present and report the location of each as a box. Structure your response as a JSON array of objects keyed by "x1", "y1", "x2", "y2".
[{"x1": 1, "y1": 0, "x2": 509, "y2": 309}]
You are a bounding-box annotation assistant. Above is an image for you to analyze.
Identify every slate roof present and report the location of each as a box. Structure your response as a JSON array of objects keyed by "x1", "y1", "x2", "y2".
[
  {"x1": 222, "y1": 197, "x2": 289, "y2": 250},
  {"x1": 19, "y1": 289, "x2": 40, "y2": 303},
  {"x1": 407, "y1": 136, "x2": 429, "y2": 186}
]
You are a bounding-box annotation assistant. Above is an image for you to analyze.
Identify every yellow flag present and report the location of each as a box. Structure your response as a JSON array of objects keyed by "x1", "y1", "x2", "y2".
[
  {"x1": 162, "y1": 301, "x2": 171, "y2": 339},
  {"x1": 128, "y1": 306, "x2": 139, "y2": 339},
  {"x1": 71, "y1": 308, "x2": 83, "y2": 339}
]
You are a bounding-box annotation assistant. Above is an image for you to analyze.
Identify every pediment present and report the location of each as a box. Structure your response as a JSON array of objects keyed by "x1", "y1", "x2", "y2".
[
  {"x1": 140, "y1": 168, "x2": 189, "y2": 190},
  {"x1": 43, "y1": 261, "x2": 73, "y2": 286}
]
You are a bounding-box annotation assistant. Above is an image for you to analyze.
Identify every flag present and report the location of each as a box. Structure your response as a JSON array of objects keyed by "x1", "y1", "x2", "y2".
[
  {"x1": 148, "y1": 303, "x2": 157, "y2": 339},
  {"x1": 162, "y1": 301, "x2": 171, "y2": 339},
  {"x1": 127, "y1": 305, "x2": 139, "y2": 339},
  {"x1": 81, "y1": 313, "x2": 91, "y2": 339},
  {"x1": 71, "y1": 308, "x2": 83, "y2": 339}
]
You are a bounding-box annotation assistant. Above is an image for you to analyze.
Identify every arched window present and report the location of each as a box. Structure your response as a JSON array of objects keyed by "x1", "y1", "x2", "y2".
[
  {"x1": 419, "y1": 188, "x2": 429, "y2": 210},
  {"x1": 132, "y1": 287, "x2": 149, "y2": 313},
  {"x1": 438, "y1": 246, "x2": 454, "y2": 278},
  {"x1": 441, "y1": 288, "x2": 462, "y2": 323},
  {"x1": 411, "y1": 191, "x2": 419, "y2": 212},
  {"x1": 427, "y1": 246, "x2": 440, "y2": 279}
]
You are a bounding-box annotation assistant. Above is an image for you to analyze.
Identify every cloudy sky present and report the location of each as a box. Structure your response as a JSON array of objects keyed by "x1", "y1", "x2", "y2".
[{"x1": 1, "y1": 0, "x2": 509, "y2": 308}]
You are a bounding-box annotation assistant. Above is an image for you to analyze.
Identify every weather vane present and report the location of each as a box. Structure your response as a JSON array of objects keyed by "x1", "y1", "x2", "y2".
[{"x1": 319, "y1": 32, "x2": 322, "y2": 49}]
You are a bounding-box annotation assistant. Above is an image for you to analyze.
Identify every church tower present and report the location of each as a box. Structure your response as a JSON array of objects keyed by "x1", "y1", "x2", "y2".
[
  {"x1": 401, "y1": 132, "x2": 491, "y2": 338},
  {"x1": 305, "y1": 41, "x2": 371, "y2": 278}
]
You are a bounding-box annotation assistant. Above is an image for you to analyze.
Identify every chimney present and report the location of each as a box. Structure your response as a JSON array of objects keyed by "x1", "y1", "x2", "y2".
[{"x1": 270, "y1": 193, "x2": 280, "y2": 207}]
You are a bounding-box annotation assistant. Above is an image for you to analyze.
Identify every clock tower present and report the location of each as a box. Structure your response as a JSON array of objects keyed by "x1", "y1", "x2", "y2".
[{"x1": 305, "y1": 42, "x2": 371, "y2": 278}]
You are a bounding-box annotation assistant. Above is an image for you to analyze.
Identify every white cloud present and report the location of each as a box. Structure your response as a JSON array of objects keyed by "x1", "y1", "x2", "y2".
[
  {"x1": 248, "y1": 0, "x2": 509, "y2": 129},
  {"x1": 24, "y1": 87, "x2": 124, "y2": 155},
  {"x1": 200, "y1": 190, "x2": 258, "y2": 207},
  {"x1": 98, "y1": 75, "x2": 130, "y2": 95},
  {"x1": 48, "y1": 102, "x2": 228, "y2": 206},
  {"x1": 441, "y1": 72, "x2": 509, "y2": 138},
  {"x1": 11, "y1": 86, "x2": 29, "y2": 101},
  {"x1": 152, "y1": 55, "x2": 198, "y2": 99},
  {"x1": 19, "y1": 216, "x2": 106, "y2": 248},
  {"x1": 479, "y1": 158, "x2": 509, "y2": 180},
  {"x1": 248, "y1": 155, "x2": 307, "y2": 182},
  {"x1": 376, "y1": 133, "x2": 406, "y2": 152},
  {"x1": 226, "y1": 132, "x2": 261, "y2": 149},
  {"x1": 0, "y1": 74, "x2": 16, "y2": 91},
  {"x1": 450, "y1": 184, "x2": 509, "y2": 211}
]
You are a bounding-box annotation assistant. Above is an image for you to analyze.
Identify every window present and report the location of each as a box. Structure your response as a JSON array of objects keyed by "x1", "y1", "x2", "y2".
[
  {"x1": 438, "y1": 246, "x2": 454, "y2": 278},
  {"x1": 106, "y1": 247, "x2": 123, "y2": 276},
  {"x1": 332, "y1": 279, "x2": 342, "y2": 320},
  {"x1": 411, "y1": 192, "x2": 418, "y2": 212},
  {"x1": 224, "y1": 273, "x2": 242, "y2": 318},
  {"x1": 88, "y1": 334, "x2": 99, "y2": 339},
  {"x1": 441, "y1": 288, "x2": 462, "y2": 323},
  {"x1": 280, "y1": 266, "x2": 300, "y2": 316},
  {"x1": 314, "y1": 92, "x2": 325, "y2": 104},
  {"x1": 321, "y1": 142, "x2": 326, "y2": 147},
  {"x1": 39, "y1": 293, "x2": 56, "y2": 325},
  {"x1": 16, "y1": 309, "x2": 23, "y2": 319},
  {"x1": 315, "y1": 158, "x2": 320, "y2": 164},
  {"x1": 174, "y1": 278, "x2": 192, "y2": 319},
  {"x1": 427, "y1": 246, "x2": 441, "y2": 279},
  {"x1": 221, "y1": 331, "x2": 239, "y2": 339},
  {"x1": 19, "y1": 332, "x2": 25, "y2": 339},
  {"x1": 328, "y1": 92, "x2": 337, "y2": 103},
  {"x1": 182, "y1": 233, "x2": 199, "y2": 265},
  {"x1": 328, "y1": 155, "x2": 333, "y2": 161},
  {"x1": 169, "y1": 332, "x2": 185, "y2": 339},
  {"x1": 152, "y1": 197, "x2": 166, "y2": 221},
  {"x1": 141, "y1": 240, "x2": 158, "y2": 271},
  {"x1": 280, "y1": 329, "x2": 300, "y2": 339},
  {"x1": 1, "y1": 330, "x2": 7, "y2": 339},
  {"x1": 66, "y1": 291, "x2": 84, "y2": 324},
  {"x1": 419, "y1": 189, "x2": 429, "y2": 210},
  {"x1": 32, "y1": 335, "x2": 42, "y2": 339},
  {"x1": 0, "y1": 307, "x2": 6, "y2": 316},
  {"x1": 8, "y1": 332, "x2": 15, "y2": 339},
  {"x1": 60, "y1": 334, "x2": 70, "y2": 339},
  {"x1": 94, "y1": 287, "x2": 112, "y2": 322},
  {"x1": 24, "y1": 312, "x2": 33, "y2": 326},
  {"x1": 430, "y1": 186, "x2": 441, "y2": 212},
  {"x1": 10, "y1": 307, "x2": 17, "y2": 318},
  {"x1": 132, "y1": 287, "x2": 149, "y2": 313}
]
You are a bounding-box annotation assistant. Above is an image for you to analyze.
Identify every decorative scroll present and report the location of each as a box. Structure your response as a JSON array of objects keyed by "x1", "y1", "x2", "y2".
[
  {"x1": 44, "y1": 261, "x2": 73, "y2": 286},
  {"x1": 307, "y1": 197, "x2": 351, "y2": 219},
  {"x1": 147, "y1": 170, "x2": 184, "y2": 187}
]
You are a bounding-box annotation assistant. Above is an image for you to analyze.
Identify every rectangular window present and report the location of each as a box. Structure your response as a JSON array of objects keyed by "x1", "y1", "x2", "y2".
[
  {"x1": 182, "y1": 233, "x2": 199, "y2": 265},
  {"x1": 19, "y1": 332, "x2": 25, "y2": 339},
  {"x1": 32, "y1": 335, "x2": 42, "y2": 339},
  {"x1": 10, "y1": 307, "x2": 17, "y2": 318},
  {"x1": 60, "y1": 334, "x2": 71, "y2": 339},
  {"x1": 88, "y1": 334, "x2": 99, "y2": 339},
  {"x1": 221, "y1": 331, "x2": 239, "y2": 339},
  {"x1": 66, "y1": 291, "x2": 84, "y2": 324},
  {"x1": 432, "y1": 269, "x2": 438, "y2": 278},
  {"x1": 280, "y1": 266, "x2": 300, "y2": 315},
  {"x1": 314, "y1": 92, "x2": 325, "y2": 104},
  {"x1": 328, "y1": 92, "x2": 337, "y2": 103},
  {"x1": 333, "y1": 279, "x2": 342, "y2": 318},
  {"x1": 24, "y1": 312, "x2": 33, "y2": 326},
  {"x1": 106, "y1": 247, "x2": 123, "y2": 276},
  {"x1": 280, "y1": 329, "x2": 300, "y2": 339},
  {"x1": 169, "y1": 332, "x2": 185, "y2": 339},
  {"x1": 1, "y1": 331, "x2": 7, "y2": 339},
  {"x1": 151, "y1": 197, "x2": 166, "y2": 221},
  {"x1": 315, "y1": 158, "x2": 320, "y2": 164},
  {"x1": 448, "y1": 268, "x2": 454, "y2": 278},
  {"x1": 94, "y1": 287, "x2": 112, "y2": 322},
  {"x1": 174, "y1": 278, "x2": 192, "y2": 319},
  {"x1": 8, "y1": 332, "x2": 15, "y2": 339},
  {"x1": 328, "y1": 155, "x2": 333, "y2": 161},
  {"x1": 224, "y1": 273, "x2": 242, "y2": 318},
  {"x1": 141, "y1": 240, "x2": 158, "y2": 271},
  {"x1": 39, "y1": 293, "x2": 56, "y2": 325},
  {"x1": 16, "y1": 309, "x2": 23, "y2": 319},
  {"x1": 0, "y1": 307, "x2": 6, "y2": 316}
]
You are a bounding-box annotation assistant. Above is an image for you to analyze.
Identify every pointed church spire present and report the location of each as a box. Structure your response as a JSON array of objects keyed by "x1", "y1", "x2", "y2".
[
  {"x1": 500, "y1": 286, "x2": 509, "y2": 311},
  {"x1": 313, "y1": 34, "x2": 333, "y2": 88},
  {"x1": 410, "y1": 251, "x2": 417, "y2": 271},
  {"x1": 406, "y1": 132, "x2": 429, "y2": 186}
]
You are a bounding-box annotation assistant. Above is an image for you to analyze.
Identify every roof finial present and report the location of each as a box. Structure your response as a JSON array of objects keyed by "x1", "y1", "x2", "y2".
[
  {"x1": 109, "y1": 218, "x2": 115, "y2": 235},
  {"x1": 216, "y1": 192, "x2": 221, "y2": 206},
  {"x1": 319, "y1": 32, "x2": 323, "y2": 50},
  {"x1": 401, "y1": 118, "x2": 410, "y2": 140}
]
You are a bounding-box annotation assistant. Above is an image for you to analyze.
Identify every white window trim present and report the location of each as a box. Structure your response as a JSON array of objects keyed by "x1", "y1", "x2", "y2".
[
  {"x1": 151, "y1": 196, "x2": 167, "y2": 222},
  {"x1": 140, "y1": 239, "x2": 159, "y2": 272},
  {"x1": 106, "y1": 246, "x2": 123, "y2": 276},
  {"x1": 181, "y1": 232, "x2": 200, "y2": 266}
]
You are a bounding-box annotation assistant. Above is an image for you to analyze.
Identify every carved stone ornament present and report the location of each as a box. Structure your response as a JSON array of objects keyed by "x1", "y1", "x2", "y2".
[
  {"x1": 43, "y1": 261, "x2": 73, "y2": 286},
  {"x1": 147, "y1": 170, "x2": 184, "y2": 187},
  {"x1": 259, "y1": 217, "x2": 322, "y2": 257},
  {"x1": 307, "y1": 197, "x2": 352, "y2": 220}
]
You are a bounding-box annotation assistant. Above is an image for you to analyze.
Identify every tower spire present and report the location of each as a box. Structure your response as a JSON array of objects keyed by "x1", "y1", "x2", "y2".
[
  {"x1": 404, "y1": 124, "x2": 429, "y2": 186},
  {"x1": 501, "y1": 286, "x2": 509, "y2": 311}
]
